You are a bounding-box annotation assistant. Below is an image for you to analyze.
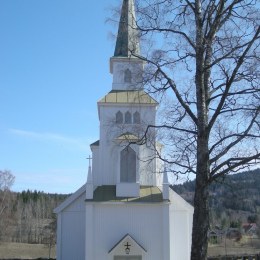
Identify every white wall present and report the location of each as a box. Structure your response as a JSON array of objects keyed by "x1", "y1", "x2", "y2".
[
  {"x1": 56, "y1": 193, "x2": 86, "y2": 260},
  {"x1": 169, "y1": 190, "x2": 193, "y2": 260},
  {"x1": 110, "y1": 59, "x2": 144, "y2": 90},
  {"x1": 85, "y1": 202, "x2": 170, "y2": 260},
  {"x1": 96, "y1": 104, "x2": 159, "y2": 186}
]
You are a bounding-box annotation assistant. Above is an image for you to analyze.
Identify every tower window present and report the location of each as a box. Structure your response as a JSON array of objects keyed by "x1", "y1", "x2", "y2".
[
  {"x1": 116, "y1": 111, "x2": 123, "y2": 124},
  {"x1": 124, "y1": 69, "x2": 132, "y2": 83},
  {"x1": 133, "y1": 111, "x2": 140, "y2": 124},
  {"x1": 120, "y1": 147, "x2": 136, "y2": 182},
  {"x1": 125, "y1": 111, "x2": 132, "y2": 124}
]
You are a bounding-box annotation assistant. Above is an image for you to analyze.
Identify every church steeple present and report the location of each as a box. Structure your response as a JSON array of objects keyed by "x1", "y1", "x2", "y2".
[
  {"x1": 110, "y1": 0, "x2": 143, "y2": 90},
  {"x1": 114, "y1": 0, "x2": 140, "y2": 57}
]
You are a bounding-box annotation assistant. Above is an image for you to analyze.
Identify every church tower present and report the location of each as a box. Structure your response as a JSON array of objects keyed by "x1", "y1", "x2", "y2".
[
  {"x1": 89, "y1": 0, "x2": 162, "y2": 199},
  {"x1": 54, "y1": 1, "x2": 193, "y2": 259}
]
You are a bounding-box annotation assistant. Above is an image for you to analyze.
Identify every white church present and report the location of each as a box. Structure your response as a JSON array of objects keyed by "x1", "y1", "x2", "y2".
[{"x1": 54, "y1": 0, "x2": 194, "y2": 259}]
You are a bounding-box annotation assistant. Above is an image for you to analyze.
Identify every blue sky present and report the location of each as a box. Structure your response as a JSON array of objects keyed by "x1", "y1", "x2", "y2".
[{"x1": 0, "y1": 0, "x2": 119, "y2": 194}]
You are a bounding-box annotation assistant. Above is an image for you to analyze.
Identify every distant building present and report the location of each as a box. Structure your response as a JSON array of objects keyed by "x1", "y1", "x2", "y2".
[
  {"x1": 242, "y1": 223, "x2": 258, "y2": 238},
  {"x1": 208, "y1": 229, "x2": 224, "y2": 244},
  {"x1": 54, "y1": 1, "x2": 193, "y2": 260},
  {"x1": 226, "y1": 228, "x2": 242, "y2": 241}
]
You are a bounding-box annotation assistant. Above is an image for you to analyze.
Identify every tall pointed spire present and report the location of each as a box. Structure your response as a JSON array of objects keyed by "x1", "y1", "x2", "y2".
[
  {"x1": 163, "y1": 164, "x2": 169, "y2": 200},
  {"x1": 114, "y1": 0, "x2": 140, "y2": 57},
  {"x1": 86, "y1": 164, "x2": 93, "y2": 199}
]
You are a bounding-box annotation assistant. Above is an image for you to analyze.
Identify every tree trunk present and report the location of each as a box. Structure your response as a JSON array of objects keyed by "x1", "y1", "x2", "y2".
[
  {"x1": 191, "y1": 134, "x2": 210, "y2": 260},
  {"x1": 191, "y1": 174, "x2": 209, "y2": 260}
]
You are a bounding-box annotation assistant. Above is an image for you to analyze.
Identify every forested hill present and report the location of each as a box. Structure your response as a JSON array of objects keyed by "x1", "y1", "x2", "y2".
[
  {"x1": 0, "y1": 190, "x2": 69, "y2": 243},
  {"x1": 1, "y1": 169, "x2": 259, "y2": 244},
  {"x1": 172, "y1": 168, "x2": 260, "y2": 224}
]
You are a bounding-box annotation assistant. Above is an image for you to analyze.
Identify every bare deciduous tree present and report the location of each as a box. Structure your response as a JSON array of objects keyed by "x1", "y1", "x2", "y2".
[
  {"x1": 0, "y1": 170, "x2": 15, "y2": 240},
  {"x1": 0, "y1": 170, "x2": 15, "y2": 216},
  {"x1": 110, "y1": 0, "x2": 260, "y2": 259}
]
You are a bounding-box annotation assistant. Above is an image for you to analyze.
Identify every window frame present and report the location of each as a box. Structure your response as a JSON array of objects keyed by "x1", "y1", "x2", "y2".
[
  {"x1": 120, "y1": 147, "x2": 136, "y2": 183},
  {"x1": 124, "y1": 69, "x2": 132, "y2": 83},
  {"x1": 133, "y1": 111, "x2": 140, "y2": 124},
  {"x1": 125, "y1": 111, "x2": 132, "y2": 124},
  {"x1": 116, "y1": 111, "x2": 123, "y2": 124}
]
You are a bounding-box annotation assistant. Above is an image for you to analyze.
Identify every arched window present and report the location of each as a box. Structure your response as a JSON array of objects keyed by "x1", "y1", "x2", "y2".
[
  {"x1": 133, "y1": 111, "x2": 140, "y2": 124},
  {"x1": 116, "y1": 111, "x2": 123, "y2": 124},
  {"x1": 125, "y1": 111, "x2": 132, "y2": 124},
  {"x1": 120, "y1": 147, "x2": 136, "y2": 182},
  {"x1": 124, "y1": 69, "x2": 132, "y2": 83}
]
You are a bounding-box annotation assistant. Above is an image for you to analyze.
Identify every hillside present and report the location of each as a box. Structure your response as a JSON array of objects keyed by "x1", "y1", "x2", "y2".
[
  {"x1": 0, "y1": 190, "x2": 69, "y2": 244},
  {"x1": 172, "y1": 168, "x2": 260, "y2": 227},
  {"x1": 1, "y1": 169, "x2": 259, "y2": 244}
]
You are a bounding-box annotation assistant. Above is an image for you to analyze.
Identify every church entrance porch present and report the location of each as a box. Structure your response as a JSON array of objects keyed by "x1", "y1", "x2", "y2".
[
  {"x1": 108, "y1": 234, "x2": 146, "y2": 260},
  {"x1": 114, "y1": 256, "x2": 142, "y2": 260}
]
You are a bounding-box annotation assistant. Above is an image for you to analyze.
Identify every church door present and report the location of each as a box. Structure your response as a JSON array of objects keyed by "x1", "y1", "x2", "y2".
[
  {"x1": 114, "y1": 256, "x2": 142, "y2": 260},
  {"x1": 120, "y1": 147, "x2": 136, "y2": 182}
]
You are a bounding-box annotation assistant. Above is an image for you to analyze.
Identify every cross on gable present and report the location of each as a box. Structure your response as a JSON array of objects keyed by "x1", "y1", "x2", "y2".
[
  {"x1": 124, "y1": 242, "x2": 131, "y2": 254},
  {"x1": 108, "y1": 234, "x2": 147, "y2": 256},
  {"x1": 86, "y1": 155, "x2": 92, "y2": 167},
  {"x1": 124, "y1": 242, "x2": 131, "y2": 249}
]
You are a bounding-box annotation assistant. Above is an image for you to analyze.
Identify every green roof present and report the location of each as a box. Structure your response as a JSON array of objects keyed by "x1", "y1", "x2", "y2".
[
  {"x1": 114, "y1": 0, "x2": 140, "y2": 57},
  {"x1": 86, "y1": 185, "x2": 163, "y2": 203},
  {"x1": 116, "y1": 132, "x2": 138, "y2": 141},
  {"x1": 98, "y1": 90, "x2": 158, "y2": 105}
]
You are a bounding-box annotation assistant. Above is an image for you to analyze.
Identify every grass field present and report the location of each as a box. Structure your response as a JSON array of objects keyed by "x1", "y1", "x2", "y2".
[
  {"x1": 208, "y1": 238, "x2": 260, "y2": 257},
  {"x1": 0, "y1": 239, "x2": 259, "y2": 259},
  {"x1": 0, "y1": 242, "x2": 56, "y2": 259}
]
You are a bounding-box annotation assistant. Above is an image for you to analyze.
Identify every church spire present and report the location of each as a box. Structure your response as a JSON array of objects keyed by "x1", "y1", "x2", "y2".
[{"x1": 114, "y1": 0, "x2": 140, "y2": 57}]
